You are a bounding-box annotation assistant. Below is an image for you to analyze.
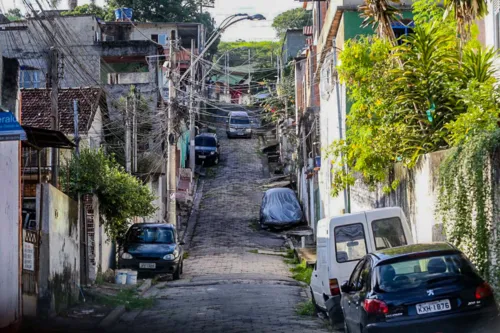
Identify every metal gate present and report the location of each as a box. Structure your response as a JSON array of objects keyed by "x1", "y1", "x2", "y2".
[{"x1": 22, "y1": 229, "x2": 39, "y2": 295}]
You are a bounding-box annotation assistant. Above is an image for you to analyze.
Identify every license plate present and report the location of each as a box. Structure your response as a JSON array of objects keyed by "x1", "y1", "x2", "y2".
[
  {"x1": 198, "y1": 155, "x2": 206, "y2": 159},
  {"x1": 139, "y1": 263, "x2": 156, "y2": 269},
  {"x1": 416, "y1": 299, "x2": 451, "y2": 315}
]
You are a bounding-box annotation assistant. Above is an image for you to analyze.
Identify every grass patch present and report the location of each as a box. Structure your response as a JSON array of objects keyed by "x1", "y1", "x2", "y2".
[
  {"x1": 296, "y1": 300, "x2": 316, "y2": 316},
  {"x1": 183, "y1": 252, "x2": 190, "y2": 260},
  {"x1": 285, "y1": 249, "x2": 295, "y2": 259},
  {"x1": 247, "y1": 249, "x2": 259, "y2": 254},
  {"x1": 290, "y1": 259, "x2": 313, "y2": 285},
  {"x1": 151, "y1": 276, "x2": 160, "y2": 286},
  {"x1": 96, "y1": 288, "x2": 155, "y2": 311}
]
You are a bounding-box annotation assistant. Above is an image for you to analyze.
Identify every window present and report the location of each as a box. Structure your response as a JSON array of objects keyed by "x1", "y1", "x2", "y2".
[
  {"x1": 357, "y1": 259, "x2": 372, "y2": 291},
  {"x1": 151, "y1": 34, "x2": 159, "y2": 43},
  {"x1": 392, "y1": 20, "x2": 415, "y2": 44},
  {"x1": 375, "y1": 254, "x2": 479, "y2": 293},
  {"x1": 19, "y1": 69, "x2": 43, "y2": 88},
  {"x1": 230, "y1": 117, "x2": 249, "y2": 125},
  {"x1": 195, "y1": 136, "x2": 216, "y2": 147},
  {"x1": 372, "y1": 217, "x2": 407, "y2": 250},
  {"x1": 158, "y1": 34, "x2": 168, "y2": 45},
  {"x1": 126, "y1": 226, "x2": 175, "y2": 244},
  {"x1": 348, "y1": 259, "x2": 365, "y2": 291},
  {"x1": 335, "y1": 223, "x2": 368, "y2": 263}
]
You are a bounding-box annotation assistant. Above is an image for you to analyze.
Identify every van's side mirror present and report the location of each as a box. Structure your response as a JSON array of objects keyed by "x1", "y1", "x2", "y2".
[{"x1": 340, "y1": 281, "x2": 351, "y2": 293}]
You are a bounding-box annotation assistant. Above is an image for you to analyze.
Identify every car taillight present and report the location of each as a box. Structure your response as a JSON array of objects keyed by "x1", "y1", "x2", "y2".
[
  {"x1": 329, "y1": 278, "x2": 340, "y2": 296},
  {"x1": 475, "y1": 282, "x2": 493, "y2": 300},
  {"x1": 364, "y1": 299, "x2": 389, "y2": 315}
]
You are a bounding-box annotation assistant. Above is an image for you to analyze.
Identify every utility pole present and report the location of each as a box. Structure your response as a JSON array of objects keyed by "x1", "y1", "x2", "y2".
[
  {"x1": 49, "y1": 47, "x2": 59, "y2": 187},
  {"x1": 225, "y1": 52, "x2": 229, "y2": 95},
  {"x1": 189, "y1": 39, "x2": 196, "y2": 172},
  {"x1": 167, "y1": 31, "x2": 177, "y2": 227},
  {"x1": 73, "y1": 99, "x2": 80, "y2": 156},
  {"x1": 133, "y1": 90, "x2": 138, "y2": 173},
  {"x1": 125, "y1": 97, "x2": 131, "y2": 173},
  {"x1": 248, "y1": 48, "x2": 251, "y2": 96}
]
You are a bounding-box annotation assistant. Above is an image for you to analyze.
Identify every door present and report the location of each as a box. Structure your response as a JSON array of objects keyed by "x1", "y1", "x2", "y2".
[
  {"x1": 311, "y1": 237, "x2": 329, "y2": 309},
  {"x1": 310, "y1": 261, "x2": 326, "y2": 309},
  {"x1": 351, "y1": 259, "x2": 372, "y2": 332},
  {"x1": 332, "y1": 221, "x2": 369, "y2": 285},
  {"x1": 343, "y1": 259, "x2": 366, "y2": 332},
  {"x1": 365, "y1": 207, "x2": 412, "y2": 252}
]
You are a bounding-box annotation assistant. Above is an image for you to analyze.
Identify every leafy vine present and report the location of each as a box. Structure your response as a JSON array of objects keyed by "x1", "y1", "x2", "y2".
[{"x1": 437, "y1": 130, "x2": 500, "y2": 289}]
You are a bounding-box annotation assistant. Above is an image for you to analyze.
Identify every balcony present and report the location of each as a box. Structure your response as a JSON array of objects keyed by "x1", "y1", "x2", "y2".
[{"x1": 107, "y1": 72, "x2": 151, "y2": 85}]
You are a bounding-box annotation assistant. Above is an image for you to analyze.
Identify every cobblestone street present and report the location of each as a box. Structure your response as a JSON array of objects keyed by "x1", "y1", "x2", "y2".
[{"x1": 110, "y1": 132, "x2": 331, "y2": 333}]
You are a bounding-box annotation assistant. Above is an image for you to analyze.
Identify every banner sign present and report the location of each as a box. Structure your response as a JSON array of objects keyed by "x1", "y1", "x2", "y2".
[{"x1": 0, "y1": 112, "x2": 26, "y2": 142}]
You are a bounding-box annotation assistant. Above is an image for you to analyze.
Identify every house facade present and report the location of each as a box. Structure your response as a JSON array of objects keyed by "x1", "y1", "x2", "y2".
[{"x1": 0, "y1": 44, "x2": 22, "y2": 330}]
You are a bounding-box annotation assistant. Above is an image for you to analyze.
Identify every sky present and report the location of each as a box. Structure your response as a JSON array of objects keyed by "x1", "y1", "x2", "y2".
[{"x1": 0, "y1": 0, "x2": 301, "y2": 41}]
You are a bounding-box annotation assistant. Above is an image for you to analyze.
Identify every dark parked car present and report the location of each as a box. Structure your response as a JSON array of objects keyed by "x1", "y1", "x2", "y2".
[
  {"x1": 259, "y1": 188, "x2": 303, "y2": 229},
  {"x1": 340, "y1": 243, "x2": 499, "y2": 333},
  {"x1": 195, "y1": 133, "x2": 220, "y2": 165},
  {"x1": 118, "y1": 223, "x2": 184, "y2": 279}
]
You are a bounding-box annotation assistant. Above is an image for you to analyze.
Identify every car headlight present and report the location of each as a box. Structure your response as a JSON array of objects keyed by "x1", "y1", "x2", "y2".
[
  {"x1": 164, "y1": 249, "x2": 180, "y2": 260},
  {"x1": 122, "y1": 252, "x2": 133, "y2": 259},
  {"x1": 210, "y1": 151, "x2": 215, "y2": 155},
  {"x1": 245, "y1": 128, "x2": 251, "y2": 133},
  {"x1": 229, "y1": 128, "x2": 236, "y2": 132}
]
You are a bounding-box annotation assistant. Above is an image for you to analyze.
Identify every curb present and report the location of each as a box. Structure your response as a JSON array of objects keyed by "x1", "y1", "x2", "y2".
[
  {"x1": 96, "y1": 278, "x2": 153, "y2": 329},
  {"x1": 181, "y1": 179, "x2": 204, "y2": 251},
  {"x1": 98, "y1": 305, "x2": 126, "y2": 329}
]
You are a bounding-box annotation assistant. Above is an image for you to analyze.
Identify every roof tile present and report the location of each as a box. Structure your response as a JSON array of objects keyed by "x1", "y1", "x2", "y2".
[{"x1": 21, "y1": 88, "x2": 104, "y2": 134}]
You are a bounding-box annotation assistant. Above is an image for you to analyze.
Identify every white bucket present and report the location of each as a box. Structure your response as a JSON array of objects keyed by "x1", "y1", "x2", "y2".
[
  {"x1": 115, "y1": 269, "x2": 128, "y2": 285},
  {"x1": 126, "y1": 270, "x2": 138, "y2": 285}
]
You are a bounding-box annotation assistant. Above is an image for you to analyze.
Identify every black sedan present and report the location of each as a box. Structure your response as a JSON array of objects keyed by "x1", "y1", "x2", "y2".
[
  {"x1": 118, "y1": 223, "x2": 184, "y2": 279},
  {"x1": 340, "y1": 243, "x2": 499, "y2": 333},
  {"x1": 259, "y1": 188, "x2": 303, "y2": 229},
  {"x1": 195, "y1": 133, "x2": 220, "y2": 166}
]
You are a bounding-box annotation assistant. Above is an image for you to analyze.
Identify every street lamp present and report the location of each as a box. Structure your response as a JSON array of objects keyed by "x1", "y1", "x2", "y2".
[{"x1": 178, "y1": 13, "x2": 266, "y2": 82}]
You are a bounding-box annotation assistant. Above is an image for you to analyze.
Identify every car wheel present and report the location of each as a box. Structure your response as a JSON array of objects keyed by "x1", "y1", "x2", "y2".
[
  {"x1": 180, "y1": 261, "x2": 184, "y2": 274},
  {"x1": 173, "y1": 264, "x2": 181, "y2": 280},
  {"x1": 344, "y1": 320, "x2": 350, "y2": 333}
]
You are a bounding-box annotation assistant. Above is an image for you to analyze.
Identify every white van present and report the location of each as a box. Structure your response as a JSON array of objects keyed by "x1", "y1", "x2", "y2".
[
  {"x1": 226, "y1": 111, "x2": 252, "y2": 138},
  {"x1": 310, "y1": 207, "x2": 413, "y2": 326}
]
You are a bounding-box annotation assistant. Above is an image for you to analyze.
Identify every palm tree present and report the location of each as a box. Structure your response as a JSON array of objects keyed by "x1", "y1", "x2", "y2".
[
  {"x1": 359, "y1": 0, "x2": 402, "y2": 46},
  {"x1": 444, "y1": 0, "x2": 488, "y2": 43}
]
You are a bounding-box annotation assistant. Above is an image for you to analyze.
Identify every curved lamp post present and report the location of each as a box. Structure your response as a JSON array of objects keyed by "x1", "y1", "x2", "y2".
[{"x1": 178, "y1": 13, "x2": 266, "y2": 82}]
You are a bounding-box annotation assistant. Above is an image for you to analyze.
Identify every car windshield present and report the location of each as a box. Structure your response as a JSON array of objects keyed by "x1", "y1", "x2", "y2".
[
  {"x1": 230, "y1": 117, "x2": 249, "y2": 125},
  {"x1": 195, "y1": 136, "x2": 216, "y2": 147},
  {"x1": 375, "y1": 253, "x2": 479, "y2": 293},
  {"x1": 127, "y1": 226, "x2": 175, "y2": 244}
]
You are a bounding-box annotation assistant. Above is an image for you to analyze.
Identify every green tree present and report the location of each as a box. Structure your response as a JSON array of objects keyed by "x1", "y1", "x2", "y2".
[
  {"x1": 62, "y1": 149, "x2": 157, "y2": 240},
  {"x1": 6, "y1": 8, "x2": 23, "y2": 21},
  {"x1": 359, "y1": 0, "x2": 402, "y2": 45},
  {"x1": 444, "y1": 0, "x2": 488, "y2": 42},
  {"x1": 213, "y1": 41, "x2": 279, "y2": 82},
  {"x1": 62, "y1": 4, "x2": 114, "y2": 20},
  {"x1": 272, "y1": 8, "x2": 312, "y2": 39},
  {"x1": 325, "y1": 0, "x2": 499, "y2": 195}
]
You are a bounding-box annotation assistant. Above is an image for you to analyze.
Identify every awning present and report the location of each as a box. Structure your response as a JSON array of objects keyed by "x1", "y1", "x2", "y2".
[{"x1": 22, "y1": 126, "x2": 76, "y2": 150}]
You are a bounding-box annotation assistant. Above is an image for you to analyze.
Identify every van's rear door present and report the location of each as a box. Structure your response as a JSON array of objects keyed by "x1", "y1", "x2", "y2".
[
  {"x1": 329, "y1": 212, "x2": 371, "y2": 285},
  {"x1": 365, "y1": 207, "x2": 413, "y2": 253}
]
